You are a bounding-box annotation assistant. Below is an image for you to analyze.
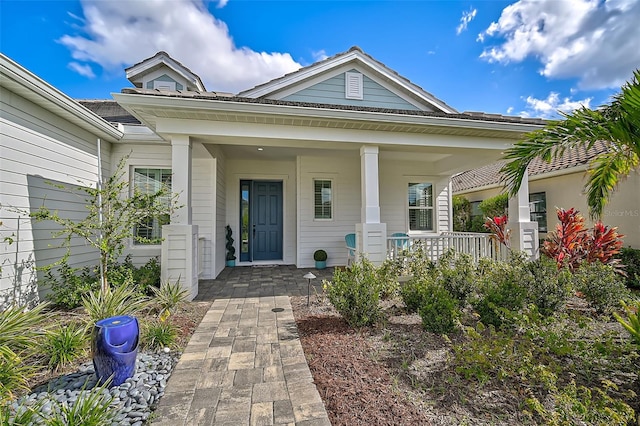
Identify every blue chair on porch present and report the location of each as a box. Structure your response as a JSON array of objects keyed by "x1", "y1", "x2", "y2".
[
  {"x1": 390, "y1": 232, "x2": 410, "y2": 252},
  {"x1": 345, "y1": 233, "x2": 356, "y2": 266}
]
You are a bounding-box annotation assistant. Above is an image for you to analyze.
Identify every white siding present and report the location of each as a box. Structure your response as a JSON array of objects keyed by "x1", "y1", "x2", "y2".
[
  {"x1": 0, "y1": 87, "x2": 111, "y2": 306},
  {"x1": 226, "y1": 158, "x2": 296, "y2": 265},
  {"x1": 192, "y1": 156, "x2": 215, "y2": 278},
  {"x1": 298, "y1": 155, "x2": 361, "y2": 268},
  {"x1": 379, "y1": 159, "x2": 451, "y2": 235}
]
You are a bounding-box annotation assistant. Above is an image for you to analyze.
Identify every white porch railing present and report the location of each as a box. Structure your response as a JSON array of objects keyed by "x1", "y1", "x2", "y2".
[{"x1": 387, "y1": 232, "x2": 509, "y2": 263}]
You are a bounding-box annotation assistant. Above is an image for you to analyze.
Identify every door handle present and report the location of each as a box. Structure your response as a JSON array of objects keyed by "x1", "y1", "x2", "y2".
[{"x1": 253, "y1": 224, "x2": 256, "y2": 237}]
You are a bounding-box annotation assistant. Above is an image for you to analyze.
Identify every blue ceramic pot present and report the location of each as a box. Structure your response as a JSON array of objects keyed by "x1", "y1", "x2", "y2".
[{"x1": 92, "y1": 315, "x2": 139, "y2": 386}]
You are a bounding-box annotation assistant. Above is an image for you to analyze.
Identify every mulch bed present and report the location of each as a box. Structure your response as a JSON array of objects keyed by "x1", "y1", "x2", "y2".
[{"x1": 292, "y1": 296, "x2": 432, "y2": 426}]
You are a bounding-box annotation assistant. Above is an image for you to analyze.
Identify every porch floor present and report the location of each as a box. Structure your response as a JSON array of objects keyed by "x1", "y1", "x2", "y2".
[{"x1": 151, "y1": 265, "x2": 334, "y2": 425}]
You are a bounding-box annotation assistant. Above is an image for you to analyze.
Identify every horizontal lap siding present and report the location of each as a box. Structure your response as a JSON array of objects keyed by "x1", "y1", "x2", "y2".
[
  {"x1": 380, "y1": 160, "x2": 451, "y2": 234},
  {"x1": 192, "y1": 156, "x2": 215, "y2": 278},
  {"x1": 111, "y1": 144, "x2": 171, "y2": 266},
  {"x1": 298, "y1": 155, "x2": 360, "y2": 268},
  {"x1": 282, "y1": 71, "x2": 420, "y2": 110},
  {"x1": 1, "y1": 88, "x2": 111, "y2": 306}
]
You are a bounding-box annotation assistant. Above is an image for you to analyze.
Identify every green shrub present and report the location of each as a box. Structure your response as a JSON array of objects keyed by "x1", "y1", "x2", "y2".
[
  {"x1": 142, "y1": 320, "x2": 179, "y2": 350},
  {"x1": 613, "y1": 300, "x2": 640, "y2": 345},
  {"x1": 478, "y1": 192, "x2": 508, "y2": 219},
  {"x1": 572, "y1": 262, "x2": 630, "y2": 314},
  {"x1": 375, "y1": 258, "x2": 402, "y2": 300},
  {"x1": 400, "y1": 267, "x2": 437, "y2": 313},
  {"x1": 418, "y1": 284, "x2": 460, "y2": 334},
  {"x1": 107, "y1": 256, "x2": 161, "y2": 296},
  {"x1": 472, "y1": 257, "x2": 527, "y2": 328},
  {"x1": 0, "y1": 350, "x2": 37, "y2": 402},
  {"x1": 151, "y1": 279, "x2": 189, "y2": 315},
  {"x1": 618, "y1": 247, "x2": 640, "y2": 289},
  {"x1": 42, "y1": 322, "x2": 89, "y2": 371},
  {"x1": 45, "y1": 384, "x2": 116, "y2": 426},
  {"x1": 324, "y1": 258, "x2": 382, "y2": 327},
  {"x1": 437, "y1": 251, "x2": 478, "y2": 305},
  {"x1": 523, "y1": 257, "x2": 573, "y2": 316},
  {"x1": 82, "y1": 285, "x2": 149, "y2": 323},
  {"x1": 44, "y1": 264, "x2": 100, "y2": 310},
  {"x1": 452, "y1": 195, "x2": 471, "y2": 232},
  {"x1": 0, "y1": 398, "x2": 42, "y2": 425}
]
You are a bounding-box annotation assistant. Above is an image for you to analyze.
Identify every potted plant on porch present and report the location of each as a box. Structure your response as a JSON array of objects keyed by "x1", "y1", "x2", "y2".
[
  {"x1": 226, "y1": 225, "x2": 237, "y2": 267},
  {"x1": 313, "y1": 249, "x2": 327, "y2": 270}
]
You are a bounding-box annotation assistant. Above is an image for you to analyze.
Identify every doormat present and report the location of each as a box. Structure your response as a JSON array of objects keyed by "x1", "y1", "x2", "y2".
[{"x1": 252, "y1": 265, "x2": 277, "y2": 268}]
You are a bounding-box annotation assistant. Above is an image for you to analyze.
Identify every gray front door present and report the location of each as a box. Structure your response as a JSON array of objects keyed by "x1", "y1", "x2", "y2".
[{"x1": 242, "y1": 180, "x2": 283, "y2": 261}]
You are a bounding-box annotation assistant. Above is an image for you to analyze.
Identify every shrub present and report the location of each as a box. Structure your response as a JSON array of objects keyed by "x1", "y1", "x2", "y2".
[
  {"x1": 437, "y1": 251, "x2": 478, "y2": 305},
  {"x1": 313, "y1": 249, "x2": 327, "y2": 262},
  {"x1": 324, "y1": 258, "x2": 382, "y2": 327},
  {"x1": 42, "y1": 322, "x2": 89, "y2": 371},
  {"x1": 613, "y1": 300, "x2": 640, "y2": 345},
  {"x1": 44, "y1": 264, "x2": 99, "y2": 310},
  {"x1": 418, "y1": 284, "x2": 460, "y2": 334},
  {"x1": 523, "y1": 257, "x2": 573, "y2": 316},
  {"x1": 542, "y1": 208, "x2": 623, "y2": 271},
  {"x1": 478, "y1": 192, "x2": 509, "y2": 218},
  {"x1": 82, "y1": 285, "x2": 149, "y2": 323},
  {"x1": 618, "y1": 247, "x2": 640, "y2": 289},
  {"x1": 45, "y1": 384, "x2": 116, "y2": 426},
  {"x1": 142, "y1": 320, "x2": 179, "y2": 350},
  {"x1": 452, "y1": 195, "x2": 471, "y2": 232},
  {"x1": 571, "y1": 262, "x2": 629, "y2": 314},
  {"x1": 151, "y1": 279, "x2": 189, "y2": 316},
  {"x1": 472, "y1": 257, "x2": 527, "y2": 328},
  {"x1": 0, "y1": 350, "x2": 37, "y2": 402},
  {"x1": 376, "y1": 258, "x2": 401, "y2": 300}
]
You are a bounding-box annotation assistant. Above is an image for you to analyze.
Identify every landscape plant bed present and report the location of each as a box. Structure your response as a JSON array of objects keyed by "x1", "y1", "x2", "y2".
[{"x1": 291, "y1": 294, "x2": 640, "y2": 425}]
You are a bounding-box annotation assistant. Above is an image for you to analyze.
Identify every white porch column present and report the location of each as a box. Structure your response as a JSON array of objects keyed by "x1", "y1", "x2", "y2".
[
  {"x1": 356, "y1": 145, "x2": 387, "y2": 265},
  {"x1": 508, "y1": 170, "x2": 539, "y2": 260},
  {"x1": 161, "y1": 135, "x2": 199, "y2": 300},
  {"x1": 170, "y1": 135, "x2": 192, "y2": 224}
]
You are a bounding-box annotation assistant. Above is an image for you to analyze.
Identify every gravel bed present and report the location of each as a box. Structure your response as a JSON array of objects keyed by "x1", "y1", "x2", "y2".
[{"x1": 9, "y1": 351, "x2": 180, "y2": 425}]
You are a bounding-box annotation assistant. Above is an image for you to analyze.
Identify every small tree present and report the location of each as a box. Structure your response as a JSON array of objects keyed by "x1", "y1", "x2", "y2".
[{"x1": 30, "y1": 155, "x2": 179, "y2": 293}]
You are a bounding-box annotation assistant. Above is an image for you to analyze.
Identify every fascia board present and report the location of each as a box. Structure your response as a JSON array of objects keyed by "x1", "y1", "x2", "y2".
[
  {"x1": 1, "y1": 54, "x2": 122, "y2": 141},
  {"x1": 112, "y1": 92, "x2": 542, "y2": 136}
]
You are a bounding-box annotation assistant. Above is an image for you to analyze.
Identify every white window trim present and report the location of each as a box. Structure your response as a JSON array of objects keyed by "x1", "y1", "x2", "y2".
[
  {"x1": 130, "y1": 166, "x2": 173, "y2": 247},
  {"x1": 345, "y1": 71, "x2": 363, "y2": 100},
  {"x1": 313, "y1": 178, "x2": 334, "y2": 221},
  {"x1": 406, "y1": 182, "x2": 435, "y2": 234}
]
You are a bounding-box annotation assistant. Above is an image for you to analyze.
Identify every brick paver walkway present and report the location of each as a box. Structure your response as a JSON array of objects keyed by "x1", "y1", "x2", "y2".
[{"x1": 152, "y1": 265, "x2": 334, "y2": 426}]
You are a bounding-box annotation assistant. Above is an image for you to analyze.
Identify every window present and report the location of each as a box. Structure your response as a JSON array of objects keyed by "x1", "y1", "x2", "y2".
[
  {"x1": 133, "y1": 168, "x2": 172, "y2": 244},
  {"x1": 314, "y1": 179, "x2": 333, "y2": 220},
  {"x1": 408, "y1": 183, "x2": 434, "y2": 231},
  {"x1": 345, "y1": 71, "x2": 363, "y2": 100},
  {"x1": 153, "y1": 80, "x2": 176, "y2": 91},
  {"x1": 529, "y1": 192, "x2": 547, "y2": 232}
]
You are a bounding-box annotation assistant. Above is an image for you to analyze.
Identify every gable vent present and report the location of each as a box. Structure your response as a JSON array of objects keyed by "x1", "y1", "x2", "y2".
[{"x1": 345, "y1": 71, "x2": 363, "y2": 100}]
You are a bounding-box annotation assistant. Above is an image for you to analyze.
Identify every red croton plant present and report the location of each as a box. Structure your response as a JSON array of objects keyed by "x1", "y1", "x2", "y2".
[
  {"x1": 484, "y1": 215, "x2": 511, "y2": 249},
  {"x1": 541, "y1": 207, "x2": 624, "y2": 272}
]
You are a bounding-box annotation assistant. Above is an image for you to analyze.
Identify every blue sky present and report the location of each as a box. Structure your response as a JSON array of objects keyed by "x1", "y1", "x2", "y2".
[{"x1": 1, "y1": 0, "x2": 639, "y2": 118}]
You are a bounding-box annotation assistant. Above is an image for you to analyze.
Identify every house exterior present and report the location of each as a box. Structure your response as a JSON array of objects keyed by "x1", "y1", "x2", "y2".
[
  {"x1": 452, "y1": 141, "x2": 640, "y2": 248},
  {"x1": 1, "y1": 47, "x2": 546, "y2": 305}
]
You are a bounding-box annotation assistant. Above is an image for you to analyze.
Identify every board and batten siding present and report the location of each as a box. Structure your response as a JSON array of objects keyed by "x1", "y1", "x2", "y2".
[
  {"x1": 379, "y1": 159, "x2": 451, "y2": 235},
  {"x1": 282, "y1": 70, "x2": 420, "y2": 110},
  {"x1": 207, "y1": 145, "x2": 227, "y2": 278},
  {"x1": 226, "y1": 158, "x2": 296, "y2": 265},
  {"x1": 1, "y1": 87, "x2": 111, "y2": 306},
  {"x1": 297, "y1": 155, "x2": 361, "y2": 268},
  {"x1": 192, "y1": 155, "x2": 215, "y2": 279}
]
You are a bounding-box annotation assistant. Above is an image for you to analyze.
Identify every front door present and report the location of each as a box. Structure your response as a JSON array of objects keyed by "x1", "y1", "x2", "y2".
[{"x1": 239, "y1": 180, "x2": 283, "y2": 262}]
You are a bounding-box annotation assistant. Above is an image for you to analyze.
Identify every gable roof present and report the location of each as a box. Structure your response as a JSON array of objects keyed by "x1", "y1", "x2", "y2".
[
  {"x1": 238, "y1": 46, "x2": 458, "y2": 113},
  {"x1": 452, "y1": 141, "x2": 611, "y2": 193},
  {"x1": 125, "y1": 51, "x2": 206, "y2": 92}
]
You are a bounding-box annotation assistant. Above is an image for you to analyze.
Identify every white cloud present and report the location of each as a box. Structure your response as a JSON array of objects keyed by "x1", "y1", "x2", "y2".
[
  {"x1": 216, "y1": 0, "x2": 228, "y2": 8},
  {"x1": 506, "y1": 106, "x2": 514, "y2": 115},
  {"x1": 312, "y1": 49, "x2": 329, "y2": 62},
  {"x1": 456, "y1": 8, "x2": 477, "y2": 35},
  {"x1": 68, "y1": 61, "x2": 95, "y2": 78},
  {"x1": 58, "y1": 0, "x2": 302, "y2": 93},
  {"x1": 520, "y1": 92, "x2": 592, "y2": 118},
  {"x1": 478, "y1": 0, "x2": 640, "y2": 89}
]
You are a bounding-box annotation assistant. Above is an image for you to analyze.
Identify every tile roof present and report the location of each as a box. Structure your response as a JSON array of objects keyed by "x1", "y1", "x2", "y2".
[
  {"x1": 452, "y1": 140, "x2": 611, "y2": 192},
  {"x1": 119, "y1": 87, "x2": 547, "y2": 126},
  {"x1": 78, "y1": 100, "x2": 141, "y2": 124}
]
